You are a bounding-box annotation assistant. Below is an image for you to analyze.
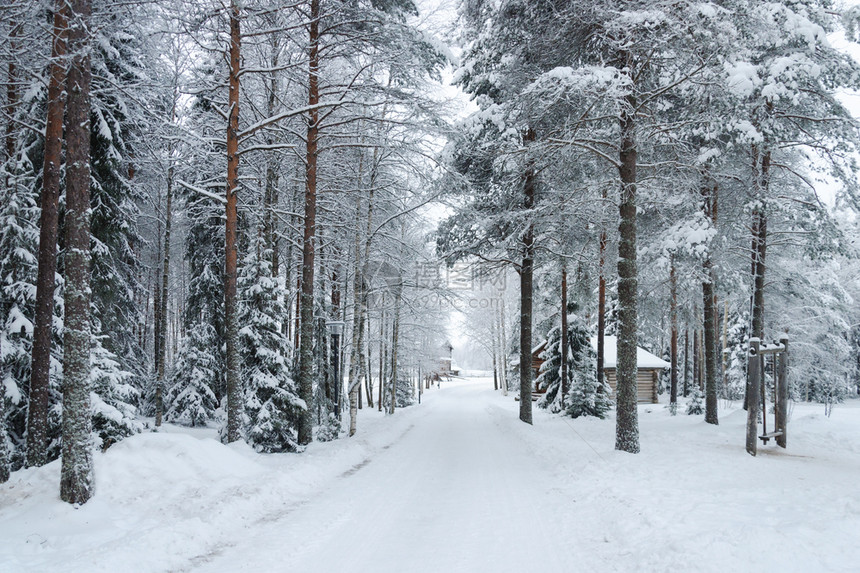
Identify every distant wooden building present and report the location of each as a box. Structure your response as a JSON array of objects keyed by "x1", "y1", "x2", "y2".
[
  {"x1": 526, "y1": 335, "x2": 668, "y2": 403},
  {"x1": 591, "y1": 336, "x2": 668, "y2": 404},
  {"x1": 437, "y1": 341, "x2": 460, "y2": 378}
]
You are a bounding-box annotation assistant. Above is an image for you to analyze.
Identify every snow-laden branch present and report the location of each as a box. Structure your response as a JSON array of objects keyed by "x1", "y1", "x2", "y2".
[{"x1": 176, "y1": 179, "x2": 226, "y2": 204}]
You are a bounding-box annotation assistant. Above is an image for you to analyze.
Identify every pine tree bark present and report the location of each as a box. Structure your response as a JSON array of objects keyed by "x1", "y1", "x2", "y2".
[
  {"x1": 669, "y1": 255, "x2": 678, "y2": 409},
  {"x1": 60, "y1": 0, "x2": 93, "y2": 504},
  {"x1": 155, "y1": 164, "x2": 173, "y2": 427},
  {"x1": 297, "y1": 0, "x2": 321, "y2": 445},
  {"x1": 519, "y1": 129, "x2": 536, "y2": 424},
  {"x1": 388, "y1": 278, "x2": 402, "y2": 415},
  {"x1": 746, "y1": 145, "x2": 770, "y2": 410},
  {"x1": 615, "y1": 76, "x2": 640, "y2": 454},
  {"x1": 224, "y1": 0, "x2": 242, "y2": 443},
  {"x1": 27, "y1": 3, "x2": 68, "y2": 468},
  {"x1": 597, "y1": 189, "x2": 607, "y2": 390},
  {"x1": 499, "y1": 299, "x2": 508, "y2": 397},
  {"x1": 560, "y1": 267, "x2": 569, "y2": 405},
  {"x1": 702, "y1": 180, "x2": 718, "y2": 425},
  {"x1": 683, "y1": 328, "x2": 689, "y2": 397}
]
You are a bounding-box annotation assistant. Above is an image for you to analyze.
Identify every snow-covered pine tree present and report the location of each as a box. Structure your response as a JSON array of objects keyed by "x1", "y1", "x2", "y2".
[
  {"x1": 536, "y1": 314, "x2": 612, "y2": 418},
  {"x1": 566, "y1": 314, "x2": 612, "y2": 420},
  {"x1": 164, "y1": 323, "x2": 219, "y2": 427},
  {"x1": 88, "y1": 10, "x2": 149, "y2": 378},
  {"x1": 535, "y1": 326, "x2": 564, "y2": 413},
  {"x1": 89, "y1": 333, "x2": 143, "y2": 449},
  {"x1": 686, "y1": 384, "x2": 704, "y2": 416},
  {"x1": 239, "y1": 238, "x2": 302, "y2": 452},
  {"x1": 0, "y1": 169, "x2": 39, "y2": 468}
]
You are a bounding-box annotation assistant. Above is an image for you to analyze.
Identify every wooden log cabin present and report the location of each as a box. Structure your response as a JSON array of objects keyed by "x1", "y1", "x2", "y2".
[
  {"x1": 590, "y1": 336, "x2": 668, "y2": 404},
  {"x1": 527, "y1": 335, "x2": 668, "y2": 403}
]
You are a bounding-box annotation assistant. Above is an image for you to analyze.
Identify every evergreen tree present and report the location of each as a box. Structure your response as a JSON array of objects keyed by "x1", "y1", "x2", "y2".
[
  {"x1": 89, "y1": 334, "x2": 142, "y2": 449},
  {"x1": 164, "y1": 323, "x2": 219, "y2": 427},
  {"x1": 686, "y1": 384, "x2": 704, "y2": 416},
  {"x1": 535, "y1": 326, "x2": 564, "y2": 413},
  {"x1": 239, "y1": 239, "x2": 301, "y2": 452},
  {"x1": 536, "y1": 313, "x2": 612, "y2": 418}
]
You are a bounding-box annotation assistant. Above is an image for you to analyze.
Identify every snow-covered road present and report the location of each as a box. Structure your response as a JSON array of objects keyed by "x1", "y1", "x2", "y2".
[
  {"x1": 3, "y1": 377, "x2": 860, "y2": 572},
  {"x1": 195, "y1": 379, "x2": 571, "y2": 572}
]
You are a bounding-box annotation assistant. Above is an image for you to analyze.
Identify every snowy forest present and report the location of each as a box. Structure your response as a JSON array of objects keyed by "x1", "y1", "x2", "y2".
[{"x1": 2, "y1": 0, "x2": 860, "y2": 569}]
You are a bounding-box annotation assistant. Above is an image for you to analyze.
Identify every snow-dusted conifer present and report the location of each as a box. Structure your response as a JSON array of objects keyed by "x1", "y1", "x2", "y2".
[
  {"x1": 686, "y1": 384, "x2": 704, "y2": 416},
  {"x1": 239, "y1": 239, "x2": 302, "y2": 452},
  {"x1": 89, "y1": 333, "x2": 142, "y2": 449},
  {"x1": 165, "y1": 323, "x2": 219, "y2": 427}
]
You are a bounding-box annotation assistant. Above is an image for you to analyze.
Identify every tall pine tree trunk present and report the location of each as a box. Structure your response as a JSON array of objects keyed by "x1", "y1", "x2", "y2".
[
  {"x1": 155, "y1": 164, "x2": 173, "y2": 427},
  {"x1": 297, "y1": 0, "x2": 321, "y2": 445},
  {"x1": 224, "y1": 0, "x2": 242, "y2": 443},
  {"x1": 669, "y1": 255, "x2": 678, "y2": 411},
  {"x1": 27, "y1": 2, "x2": 68, "y2": 467},
  {"x1": 519, "y1": 128, "x2": 536, "y2": 424},
  {"x1": 560, "y1": 267, "x2": 569, "y2": 406},
  {"x1": 499, "y1": 299, "x2": 508, "y2": 397},
  {"x1": 702, "y1": 178, "x2": 718, "y2": 425},
  {"x1": 60, "y1": 0, "x2": 93, "y2": 504},
  {"x1": 746, "y1": 145, "x2": 769, "y2": 410},
  {"x1": 615, "y1": 71, "x2": 640, "y2": 454},
  {"x1": 597, "y1": 188, "x2": 607, "y2": 391}
]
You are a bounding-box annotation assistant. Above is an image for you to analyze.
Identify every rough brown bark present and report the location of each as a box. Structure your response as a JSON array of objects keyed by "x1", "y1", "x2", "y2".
[
  {"x1": 389, "y1": 286, "x2": 401, "y2": 415},
  {"x1": 519, "y1": 129, "x2": 536, "y2": 424},
  {"x1": 597, "y1": 190, "x2": 607, "y2": 390},
  {"x1": 297, "y1": 0, "x2": 321, "y2": 445},
  {"x1": 683, "y1": 328, "x2": 689, "y2": 397},
  {"x1": 155, "y1": 165, "x2": 173, "y2": 427},
  {"x1": 615, "y1": 80, "x2": 639, "y2": 454},
  {"x1": 60, "y1": 0, "x2": 93, "y2": 504},
  {"x1": 224, "y1": 0, "x2": 242, "y2": 443},
  {"x1": 702, "y1": 180, "x2": 718, "y2": 425},
  {"x1": 27, "y1": 3, "x2": 68, "y2": 468},
  {"x1": 669, "y1": 256, "x2": 678, "y2": 409},
  {"x1": 560, "y1": 267, "x2": 569, "y2": 405}
]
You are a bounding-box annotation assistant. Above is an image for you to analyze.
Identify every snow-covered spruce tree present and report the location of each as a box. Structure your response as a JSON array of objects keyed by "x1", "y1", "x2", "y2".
[
  {"x1": 164, "y1": 323, "x2": 219, "y2": 427},
  {"x1": 0, "y1": 169, "x2": 39, "y2": 468},
  {"x1": 567, "y1": 319, "x2": 611, "y2": 420},
  {"x1": 239, "y1": 238, "x2": 302, "y2": 452},
  {"x1": 536, "y1": 313, "x2": 612, "y2": 418},
  {"x1": 88, "y1": 10, "x2": 149, "y2": 378},
  {"x1": 535, "y1": 326, "x2": 565, "y2": 413},
  {"x1": 686, "y1": 384, "x2": 704, "y2": 416},
  {"x1": 89, "y1": 333, "x2": 142, "y2": 449}
]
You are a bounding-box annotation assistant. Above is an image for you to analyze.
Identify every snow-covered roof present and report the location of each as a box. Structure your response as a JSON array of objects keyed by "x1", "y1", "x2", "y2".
[{"x1": 590, "y1": 336, "x2": 669, "y2": 370}]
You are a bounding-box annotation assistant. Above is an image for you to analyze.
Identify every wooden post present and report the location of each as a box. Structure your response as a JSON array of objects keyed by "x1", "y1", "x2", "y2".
[
  {"x1": 746, "y1": 338, "x2": 761, "y2": 456},
  {"x1": 776, "y1": 336, "x2": 788, "y2": 448}
]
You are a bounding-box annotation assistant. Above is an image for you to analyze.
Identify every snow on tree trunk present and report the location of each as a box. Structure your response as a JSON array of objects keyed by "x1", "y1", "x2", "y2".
[
  {"x1": 669, "y1": 255, "x2": 678, "y2": 413},
  {"x1": 297, "y1": 0, "x2": 321, "y2": 446},
  {"x1": 615, "y1": 80, "x2": 639, "y2": 454},
  {"x1": 702, "y1": 179, "x2": 718, "y2": 425},
  {"x1": 560, "y1": 268, "x2": 569, "y2": 406},
  {"x1": 27, "y1": 2, "x2": 67, "y2": 468},
  {"x1": 597, "y1": 189, "x2": 607, "y2": 392},
  {"x1": 155, "y1": 165, "x2": 173, "y2": 427},
  {"x1": 519, "y1": 129, "x2": 536, "y2": 425},
  {"x1": 60, "y1": 0, "x2": 94, "y2": 504},
  {"x1": 224, "y1": 0, "x2": 242, "y2": 443}
]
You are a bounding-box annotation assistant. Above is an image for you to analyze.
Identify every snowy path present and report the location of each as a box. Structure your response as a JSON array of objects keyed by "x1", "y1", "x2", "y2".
[
  {"x1": 3, "y1": 377, "x2": 860, "y2": 572},
  {"x1": 194, "y1": 380, "x2": 572, "y2": 572}
]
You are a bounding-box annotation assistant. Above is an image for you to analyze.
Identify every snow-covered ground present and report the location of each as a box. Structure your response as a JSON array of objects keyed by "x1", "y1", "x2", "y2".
[{"x1": 2, "y1": 378, "x2": 859, "y2": 572}]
